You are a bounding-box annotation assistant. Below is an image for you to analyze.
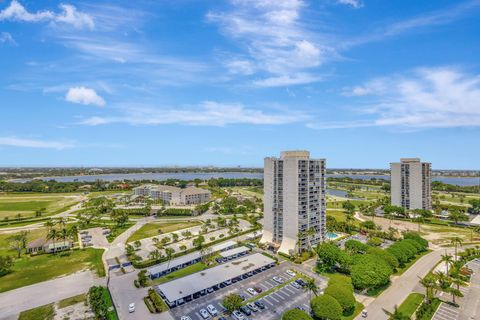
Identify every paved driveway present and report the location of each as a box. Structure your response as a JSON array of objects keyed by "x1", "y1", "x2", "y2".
[{"x1": 0, "y1": 271, "x2": 105, "y2": 320}]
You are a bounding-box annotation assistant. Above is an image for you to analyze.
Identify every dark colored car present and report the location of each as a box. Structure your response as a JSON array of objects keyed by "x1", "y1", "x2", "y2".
[
  {"x1": 240, "y1": 306, "x2": 252, "y2": 316},
  {"x1": 295, "y1": 279, "x2": 307, "y2": 287},
  {"x1": 254, "y1": 286, "x2": 263, "y2": 293},
  {"x1": 254, "y1": 300, "x2": 266, "y2": 309}
]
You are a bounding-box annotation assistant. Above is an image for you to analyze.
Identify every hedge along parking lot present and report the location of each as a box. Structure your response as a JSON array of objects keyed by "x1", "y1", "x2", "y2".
[{"x1": 170, "y1": 263, "x2": 327, "y2": 320}]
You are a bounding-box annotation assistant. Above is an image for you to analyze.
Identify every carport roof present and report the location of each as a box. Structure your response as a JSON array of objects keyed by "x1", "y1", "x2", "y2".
[
  {"x1": 155, "y1": 253, "x2": 275, "y2": 302},
  {"x1": 146, "y1": 241, "x2": 236, "y2": 276},
  {"x1": 219, "y1": 246, "x2": 250, "y2": 258}
]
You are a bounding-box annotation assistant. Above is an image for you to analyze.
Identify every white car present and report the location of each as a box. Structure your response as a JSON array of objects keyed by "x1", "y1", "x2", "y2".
[
  {"x1": 232, "y1": 310, "x2": 246, "y2": 320},
  {"x1": 247, "y1": 287, "x2": 258, "y2": 296},
  {"x1": 200, "y1": 308, "x2": 210, "y2": 319},
  {"x1": 247, "y1": 302, "x2": 258, "y2": 312},
  {"x1": 286, "y1": 269, "x2": 296, "y2": 277},
  {"x1": 206, "y1": 304, "x2": 218, "y2": 316},
  {"x1": 128, "y1": 303, "x2": 135, "y2": 313},
  {"x1": 181, "y1": 317, "x2": 192, "y2": 320},
  {"x1": 273, "y1": 276, "x2": 284, "y2": 283}
]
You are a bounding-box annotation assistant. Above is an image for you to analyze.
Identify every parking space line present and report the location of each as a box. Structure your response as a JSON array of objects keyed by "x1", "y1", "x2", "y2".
[
  {"x1": 273, "y1": 292, "x2": 285, "y2": 301},
  {"x1": 263, "y1": 297, "x2": 274, "y2": 306},
  {"x1": 277, "y1": 289, "x2": 290, "y2": 298},
  {"x1": 268, "y1": 294, "x2": 280, "y2": 303},
  {"x1": 283, "y1": 286, "x2": 295, "y2": 294}
]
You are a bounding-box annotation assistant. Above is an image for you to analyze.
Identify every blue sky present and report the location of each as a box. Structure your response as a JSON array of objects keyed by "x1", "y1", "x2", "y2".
[{"x1": 1, "y1": 0, "x2": 479, "y2": 169}]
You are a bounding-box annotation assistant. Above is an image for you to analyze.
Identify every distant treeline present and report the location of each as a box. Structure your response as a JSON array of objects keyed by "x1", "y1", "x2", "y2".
[{"x1": 431, "y1": 181, "x2": 480, "y2": 194}]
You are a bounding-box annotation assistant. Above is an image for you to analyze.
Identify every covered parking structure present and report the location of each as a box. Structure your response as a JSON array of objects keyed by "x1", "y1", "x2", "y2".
[
  {"x1": 155, "y1": 253, "x2": 276, "y2": 307},
  {"x1": 218, "y1": 246, "x2": 250, "y2": 260},
  {"x1": 146, "y1": 241, "x2": 236, "y2": 279}
]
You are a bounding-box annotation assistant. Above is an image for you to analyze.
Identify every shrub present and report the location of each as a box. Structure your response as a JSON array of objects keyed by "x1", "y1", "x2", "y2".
[
  {"x1": 324, "y1": 284, "x2": 356, "y2": 315},
  {"x1": 403, "y1": 232, "x2": 428, "y2": 250},
  {"x1": 143, "y1": 297, "x2": 155, "y2": 313},
  {"x1": 148, "y1": 288, "x2": 169, "y2": 313},
  {"x1": 345, "y1": 240, "x2": 369, "y2": 254},
  {"x1": 311, "y1": 294, "x2": 343, "y2": 320},
  {"x1": 316, "y1": 242, "x2": 342, "y2": 271},
  {"x1": 367, "y1": 237, "x2": 383, "y2": 247},
  {"x1": 282, "y1": 309, "x2": 313, "y2": 320},
  {"x1": 367, "y1": 247, "x2": 399, "y2": 271},
  {"x1": 222, "y1": 294, "x2": 243, "y2": 312}
]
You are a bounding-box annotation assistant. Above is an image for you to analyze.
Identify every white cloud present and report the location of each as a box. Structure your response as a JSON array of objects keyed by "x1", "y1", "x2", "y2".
[
  {"x1": 336, "y1": 0, "x2": 363, "y2": 8},
  {"x1": 79, "y1": 101, "x2": 308, "y2": 126},
  {"x1": 0, "y1": 32, "x2": 16, "y2": 45},
  {"x1": 0, "y1": 0, "x2": 94, "y2": 30},
  {"x1": 65, "y1": 87, "x2": 106, "y2": 107},
  {"x1": 332, "y1": 67, "x2": 480, "y2": 129},
  {"x1": 253, "y1": 73, "x2": 320, "y2": 88},
  {"x1": 207, "y1": 0, "x2": 332, "y2": 87},
  {"x1": 0, "y1": 137, "x2": 74, "y2": 149}
]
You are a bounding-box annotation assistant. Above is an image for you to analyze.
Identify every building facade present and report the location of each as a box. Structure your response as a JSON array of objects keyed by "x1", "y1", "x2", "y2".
[
  {"x1": 132, "y1": 185, "x2": 211, "y2": 205},
  {"x1": 391, "y1": 158, "x2": 432, "y2": 210},
  {"x1": 260, "y1": 151, "x2": 326, "y2": 255}
]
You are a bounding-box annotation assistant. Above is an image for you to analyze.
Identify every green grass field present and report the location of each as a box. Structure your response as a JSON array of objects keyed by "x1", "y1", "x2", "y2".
[
  {"x1": 0, "y1": 248, "x2": 105, "y2": 293},
  {"x1": 397, "y1": 293, "x2": 424, "y2": 318},
  {"x1": 0, "y1": 193, "x2": 81, "y2": 220},
  {"x1": 150, "y1": 262, "x2": 208, "y2": 285},
  {"x1": 127, "y1": 220, "x2": 202, "y2": 243},
  {"x1": 18, "y1": 303, "x2": 55, "y2": 320},
  {"x1": 58, "y1": 293, "x2": 87, "y2": 309}
]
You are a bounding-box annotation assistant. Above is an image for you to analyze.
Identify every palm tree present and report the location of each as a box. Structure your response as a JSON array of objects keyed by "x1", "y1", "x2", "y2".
[
  {"x1": 59, "y1": 227, "x2": 69, "y2": 247},
  {"x1": 67, "y1": 224, "x2": 78, "y2": 241},
  {"x1": 418, "y1": 275, "x2": 437, "y2": 305},
  {"x1": 149, "y1": 249, "x2": 163, "y2": 261},
  {"x1": 47, "y1": 228, "x2": 59, "y2": 254},
  {"x1": 303, "y1": 278, "x2": 318, "y2": 300},
  {"x1": 450, "y1": 237, "x2": 463, "y2": 261},
  {"x1": 382, "y1": 305, "x2": 409, "y2": 320},
  {"x1": 441, "y1": 253, "x2": 454, "y2": 275},
  {"x1": 44, "y1": 220, "x2": 55, "y2": 232},
  {"x1": 306, "y1": 227, "x2": 316, "y2": 252},
  {"x1": 165, "y1": 247, "x2": 175, "y2": 270},
  {"x1": 447, "y1": 286, "x2": 463, "y2": 305}
]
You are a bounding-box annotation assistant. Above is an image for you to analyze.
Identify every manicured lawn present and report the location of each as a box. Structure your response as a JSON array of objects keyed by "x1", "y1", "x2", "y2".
[
  {"x1": 18, "y1": 303, "x2": 55, "y2": 320},
  {"x1": 0, "y1": 194, "x2": 80, "y2": 220},
  {"x1": 58, "y1": 293, "x2": 87, "y2": 309},
  {"x1": 150, "y1": 262, "x2": 208, "y2": 285},
  {"x1": 100, "y1": 286, "x2": 119, "y2": 320},
  {"x1": 0, "y1": 248, "x2": 105, "y2": 293},
  {"x1": 127, "y1": 221, "x2": 201, "y2": 243},
  {"x1": 398, "y1": 293, "x2": 424, "y2": 318}
]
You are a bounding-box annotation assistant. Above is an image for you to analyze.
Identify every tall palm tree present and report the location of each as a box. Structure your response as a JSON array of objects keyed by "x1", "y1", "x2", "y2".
[
  {"x1": 450, "y1": 237, "x2": 463, "y2": 261},
  {"x1": 306, "y1": 227, "x2": 316, "y2": 252},
  {"x1": 382, "y1": 305, "x2": 409, "y2": 320},
  {"x1": 303, "y1": 278, "x2": 318, "y2": 300},
  {"x1": 47, "y1": 228, "x2": 59, "y2": 254},
  {"x1": 418, "y1": 275, "x2": 437, "y2": 305},
  {"x1": 44, "y1": 220, "x2": 55, "y2": 232},
  {"x1": 447, "y1": 286, "x2": 463, "y2": 305},
  {"x1": 165, "y1": 247, "x2": 175, "y2": 270},
  {"x1": 59, "y1": 227, "x2": 69, "y2": 247},
  {"x1": 441, "y1": 253, "x2": 454, "y2": 275}
]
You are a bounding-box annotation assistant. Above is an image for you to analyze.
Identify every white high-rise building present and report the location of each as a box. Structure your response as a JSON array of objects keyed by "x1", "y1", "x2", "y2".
[
  {"x1": 260, "y1": 151, "x2": 326, "y2": 255},
  {"x1": 390, "y1": 158, "x2": 432, "y2": 210}
]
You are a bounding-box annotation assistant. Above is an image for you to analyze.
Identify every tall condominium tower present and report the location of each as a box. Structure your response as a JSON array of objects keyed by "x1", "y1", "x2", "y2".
[
  {"x1": 260, "y1": 151, "x2": 326, "y2": 255},
  {"x1": 390, "y1": 158, "x2": 432, "y2": 210}
]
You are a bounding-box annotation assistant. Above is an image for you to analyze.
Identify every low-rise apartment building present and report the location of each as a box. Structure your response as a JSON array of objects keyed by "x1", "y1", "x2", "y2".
[{"x1": 132, "y1": 184, "x2": 211, "y2": 205}]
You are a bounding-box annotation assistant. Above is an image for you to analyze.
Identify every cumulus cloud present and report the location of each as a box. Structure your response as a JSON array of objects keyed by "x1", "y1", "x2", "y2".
[
  {"x1": 79, "y1": 101, "x2": 308, "y2": 126},
  {"x1": 208, "y1": 0, "x2": 332, "y2": 87},
  {"x1": 336, "y1": 0, "x2": 363, "y2": 8},
  {"x1": 65, "y1": 87, "x2": 106, "y2": 107},
  {"x1": 331, "y1": 67, "x2": 480, "y2": 129},
  {"x1": 0, "y1": 0, "x2": 94, "y2": 30},
  {"x1": 0, "y1": 137, "x2": 74, "y2": 149}
]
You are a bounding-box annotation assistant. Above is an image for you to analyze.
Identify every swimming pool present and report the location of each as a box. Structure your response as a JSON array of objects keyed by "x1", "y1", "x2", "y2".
[{"x1": 326, "y1": 232, "x2": 339, "y2": 239}]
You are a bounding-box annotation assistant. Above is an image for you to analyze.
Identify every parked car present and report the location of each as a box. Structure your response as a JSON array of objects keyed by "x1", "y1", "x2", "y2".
[
  {"x1": 295, "y1": 278, "x2": 306, "y2": 287},
  {"x1": 361, "y1": 310, "x2": 368, "y2": 318},
  {"x1": 207, "y1": 287, "x2": 214, "y2": 293},
  {"x1": 247, "y1": 302, "x2": 258, "y2": 312},
  {"x1": 207, "y1": 304, "x2": 218, "y2": 316},
  {"x1": 273, "y1": 276, "x2": 284, "y2": 283},
  {"x1": 128, "y1": 303, "x2": 135, "y2": 313},
  {"x1": 291, "y1": 281, "x2": 301, "y2": 289},
  {"x1": 253, "y1": 286, "x2": 263, "y2": 293},
  {"x1": 247, "y1": 287, "x2": 258, "y2": 296},
  {"x1": 200, "y1": 309, "x2": 210, "y2": 319},
  {"x1": 254, "y1": 300, "x2": 265, "y2": 309},
  {"x1": 225, "y1": 279, "x2": 232, "y2": 285},
  {"x1": 180, "y1": 317, "x2": 192, "y2": 320},
  {"x1": 232, "y1": 310, "x2": 245, "y2": 320},
  {"x1": 286, "y1": 269, "x2": 296, "y2": 277},
  {"x1": 240, "y1": 306, "x2": 252, "y2": 316}
]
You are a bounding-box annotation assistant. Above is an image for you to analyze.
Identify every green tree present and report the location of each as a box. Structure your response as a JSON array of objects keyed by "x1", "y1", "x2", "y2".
[
  {"x1": 441, "y1": 254, "x2": 453, "y2": 275},
  {"x1": 342, "y1": 201, "x2": 356, "y2": 215},
  {"x1": 193, "y1": 235, "x2": 205, "y2": 249},
  {"x1": 450, "y1": 237, "x2": 463, "y2": 261},
  {"x1": 310, "y1": 294, "x2": 343, "y2": 320},
  {"x1": 88, "y1": 286, "x2": 109, "y2": 319},
  {"x1": 165, "y1": 247, "x2": 175, "y2": 269},
  {"x1": 0, "y1": 255, "x2": 14, "y2": 275},
  {"x1": 418, "y1": 274, "x2": 438, "y2": 305},
  {"x1": 324, "y1": 284, "x2": 356, "y2": 315},
  {"x1": 47, "y1": 228, "x2": 59, "y2": 254},
  {"x1": 222, "y1": 293, "x2": 243, "y2": 312},
  {"x1": 448, "y1": 209, "x2": 469, "y2": 225},
  {"x1": 303, "y1": 278, "x2": 318, "y2": 300},
  {"x1": 351, "y1": 254, "x2": 392, "y2": 290},
  {"x1": 282, "y1": 309, "x2": 313, "y2": 320},
  {"x1": 316, "y1": 242, "x2": 342, "y2": 271}
]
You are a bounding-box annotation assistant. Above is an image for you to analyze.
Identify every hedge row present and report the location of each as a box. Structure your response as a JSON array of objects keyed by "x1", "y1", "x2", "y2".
[{"x1": 147, "y1": 289, "x2": 169, "y2": 313}]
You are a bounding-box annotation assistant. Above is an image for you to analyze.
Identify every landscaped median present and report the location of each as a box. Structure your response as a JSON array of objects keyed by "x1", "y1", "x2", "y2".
[
  {"x1": 397, "y1": 293, "x2": 425, "y2": 318},
  {"x1": 144, "y1": 288, "x2": 169, "y2": 313}
]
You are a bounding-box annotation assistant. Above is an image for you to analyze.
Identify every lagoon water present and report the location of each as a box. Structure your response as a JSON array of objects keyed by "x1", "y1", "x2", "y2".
[{"x1": 10, "y1": 172, "x2": 480, "y2": 186}]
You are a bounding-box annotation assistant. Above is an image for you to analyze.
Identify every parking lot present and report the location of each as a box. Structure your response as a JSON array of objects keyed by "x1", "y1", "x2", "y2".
[{"x1": 170, "y1": 262, "x2": 327, "y2": 320}]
